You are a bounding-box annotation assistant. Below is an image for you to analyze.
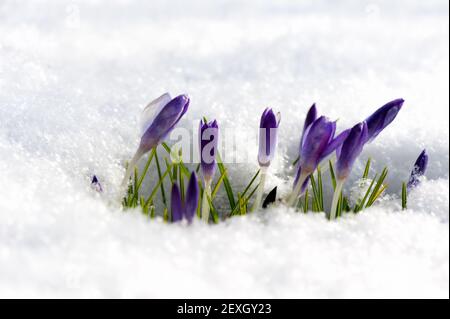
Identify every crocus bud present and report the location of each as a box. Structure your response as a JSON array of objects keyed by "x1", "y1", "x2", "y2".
[
  {"x1": 365, "y1": 98, "x2": 404, "y2": 142},
  {"x1": 299, "y1": 116, "x2": 336, "y2": 175},
  {"x1": 185, "y1": 172, "x2": 199, "y2": 223},
  {"x1": 407, "y1": 149, "x2": 428, "y2": 189},
  {"x1": 258, "y1": 108, "x2": 280, "y2": 167},
  {"x1": 91, "y1": 175, "x2": 103, "y2": 193},
  {"x1": 120, "y1": 93, "x2": 189, "y2": 194},
  {"x1": 171, "y1": 183, "x2": 184, "y2": 223},
  {"x1": 140, "y1": 94, "x2": 190, "y2": 153},
  {"x1": 300, "y1": 103, "x2": 317, "y2": 147},
  {"x1": 199, "y1": 119, "x2": 219, "y2": 182},
  {"x1": 336, "y1": 122, "x2": 368, "y2": 181}
]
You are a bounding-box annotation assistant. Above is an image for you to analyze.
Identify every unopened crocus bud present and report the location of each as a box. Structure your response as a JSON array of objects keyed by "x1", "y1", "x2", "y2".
[
  {"x1": 299, "y1": 116, "x2": 336, "y2": 175},
  {"x1": 171, "y1": 183, "x2": 184, "y2": 223},
  {"x1": 336, "y1": 122, "x2": 369, "y2": 181},
  {"x1": 199, "y1": 119, "x2": 219, "y2": 182},
  {"x1": 120, "y1": 93, "x2": 189, "y2": 194},
  {"x1": 365, "y1": 98, "x2": 404, "y2": 142},
  {"x1": 91, "y1": 175, "x2": 103, "y2": 193},
  {"x1": 140, "y1": 94, "x2": 190, "y2": 153},
  {"x1": 288, "y1": 108, "x2": 349, "y2": 207},
  {"x1": 300, "y1": 103, "x2": 317, "y2": 147},
  {"x1": 407, "y1": 149, "x2": 428, "y2": 189},
  {"x1": 258, "y1": 108, "x2": 280, "y2": 167},
  {"x1": 185, "y1": 172, "x2": 199, "y2": 223},
  {"x1": 330, "y1": 122, "x2": 368, "y2": 220}
]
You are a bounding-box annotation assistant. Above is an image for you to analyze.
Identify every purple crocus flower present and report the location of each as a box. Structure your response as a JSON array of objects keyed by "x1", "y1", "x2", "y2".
[
  {"x1": 407, "y1": 149, "x2": 428, "y2": 189},
  {"x1": 170, "y1": 172, "x2": 199, "y2": 223},
  {"x1": 336, "y1": 122, "x2": 369, "y2": 181},
  {"x1": 252, "y1": 108, "x2": 281, "y2": 211},
  {"x1": 300, "y1": 103, "x2": 317, "y2": 147},
  {"x1": 199, "y1": 119, "x2": 219, "y2": 222},
  {"x1": 91, "y1": 175, "x2": 103, "y2": 193},
  {"x1": 258, "y1": 108, "x2": 280, "y2": 167},
  {"x1": 185, "y1": 172, "x2": 199, "y2": 223},
  {"x1": 287, "y1": 109, "x2": 350, "y2": 206},
  {"x1": 199, "y1": 119, "x2": 219, "y2": 183},
  {"x1": 120, "y1": 93, "x2": 189, "y2": 194},
  {"x1": 330, "y1": 122, "x2": 368, "y2": 220},
  {"x1": 171, "y1": 183, "x2": 184, "y2": 222},
  {"x1": 365, "y1": 98, "x2": 404, "y2": 142}
]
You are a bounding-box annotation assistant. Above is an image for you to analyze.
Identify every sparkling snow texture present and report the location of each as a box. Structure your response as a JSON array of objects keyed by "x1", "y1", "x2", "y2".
[{"x1": 0, "y1": 0, "x2": 448, "y2": 298}]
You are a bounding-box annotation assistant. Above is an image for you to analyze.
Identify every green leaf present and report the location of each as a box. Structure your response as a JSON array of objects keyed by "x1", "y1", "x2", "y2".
[
  {"x1": 363, "y1": 158, "x2": 371, "y2": 179},
  {"x1": 366, "y1": 167, "x2": 388, "y2": 208},
  {"x1": 353, "y1": 175, "x2": 377, "y2": 213},
  {"x1": 303, "y1": 189, "x2": 309, "y2": 213},
  {"x1": 317, "y1": 167, "x2": 324, "y2": 211},
  {"x1": 154, "y1": 147, "x2": 167, "y2": 207},
  {"x1": 216, "y1": 153, "x2": 236, "y2": 210},
  {"x1": 241, "y1": 169, "x2": 260, "y2": 198},
  {"x1": 329, "y1": 160, "x2": 337, "y2": 190},
  {"x1": 143, "y1": 164, "x2": 171, "y2": 208},
  {"x1": 402, "y1": 182, "x2": 407, "y2": 210},
  {"x1": 310, "y1": 173, "x2": 322, "y2": 212},
  {"x1": 206, "y1": 193, "x2": 220, "y2": 223}
]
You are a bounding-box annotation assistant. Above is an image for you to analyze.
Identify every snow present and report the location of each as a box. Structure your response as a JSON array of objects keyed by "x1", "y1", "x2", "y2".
[{"x1": 0, "y1": 0, "x2": 448, "y2": 298}]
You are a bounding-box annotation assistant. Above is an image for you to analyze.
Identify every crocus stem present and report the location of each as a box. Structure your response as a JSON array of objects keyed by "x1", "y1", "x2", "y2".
[
  {"x1": 120, "y1": 148, "x2": 145, "y2": 196},
  {"x1": 330, "y1": 179, "x2": 345, "y2": 220},
  {"x1": 286, "y1": 173, "x2": 308, "y2": 207},
  {"x1": 201, "y1": 179, "x2": 212, "y2": 223},
  {"x1": 252, "y1": 166, "x2": 267, "y2": 211}
]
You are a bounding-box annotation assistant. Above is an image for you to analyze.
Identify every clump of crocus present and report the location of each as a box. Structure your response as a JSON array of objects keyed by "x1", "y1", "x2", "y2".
[
  {"x1": 330, "y1": 122, "x2": 368, "y2": 219},
  {"x1": 286, "y1": 105, "x2": 350, "y2": 206},
  {"x1": 365, "y1": 98, "x2": 404, "y2": 142},
  {"x1": 199, "y1": 119, "x2": 219, "y2": 222},
  {"x1": 252, "y1": 108, "x2": 280, "y2": 210},
  {"x1": 91, "y1": 175, "x2": 103, "y2": 193},
  {"x1": 171, "y1": 172, "x2": 199, "y2": 223},
  {"x1": 407, "y1": 149, "x2": 428, "y2": 190},
  {"x1": 120, "y1": 93, "x2": 189, "y2": 195}
]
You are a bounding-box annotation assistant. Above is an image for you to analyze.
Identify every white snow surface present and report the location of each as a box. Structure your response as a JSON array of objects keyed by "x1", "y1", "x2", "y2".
[{"x1": 0, "y1": 0, "x2": 448, "y2": 298}]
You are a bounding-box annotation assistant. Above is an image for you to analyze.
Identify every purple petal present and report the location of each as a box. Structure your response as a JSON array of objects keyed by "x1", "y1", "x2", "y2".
[
  {"x1": 199, "y1": 119, "x2": 219, "y2": 181},
  {"x1": 258, "y1": 108, "x2": 279, "y2": 166},
  {"x1": 300, "y1": 103, "x2": 318, "y2": 148},
  {"x1": 407, "y1": 149, "x2": 429, "y2": 189},
  {"x1": 185, "y1": 172, "x2": 199, "y2": 223},
  {"x1": 299, "y1": 116, "x2": 335, "y2": 174},
  {"x1": 171, "y1": 183, "x2": 184, "y2": 222},
  {"x1": 139, "y1": 94, "x2": 189, "y2": 152},
  {"x1": 336, "y1": 122, "x2": 368, "y2": 180},
  {"x1": 320, "y1": 128, "x2": 351, "y2": 161},
  {"x1": 365, "y1": 98, "x2": 404, "y2": 142}
]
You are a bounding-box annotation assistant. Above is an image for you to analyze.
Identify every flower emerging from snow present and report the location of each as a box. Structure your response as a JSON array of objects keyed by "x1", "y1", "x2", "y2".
[
  {"x1": 365, "y1": 98, "x2": 404, "y2": 142},
  {"x1": 253, "y1": 108, "x2": 280, "y2": 210},
  {"x1": 330, "y1": 122, "x2": 368, "y2": 219},
  {"x1": 287, "y1": 105, "x2": 349, "y2": 206},
  {"x1": 91, "y1": 175, "x2": 103, "y2": 193},
  {"x1": 120, "y1": 93, "x2": 189, "y2": 193},
  {"x1": 258, "y1": 108, "x2": 280, "y2": 167},
  {"x1": 199, "y1": 119, "x2": 219, "y2": 222},
  {"x1": 199, "y1": 119, "x2": 219, "y2": 183},
  {"x1": 171, "y1": 172, "x2": 199, "y2": 223},
  {"x1": 407, "y1": 149, "x2": 428, "y2": 190}
]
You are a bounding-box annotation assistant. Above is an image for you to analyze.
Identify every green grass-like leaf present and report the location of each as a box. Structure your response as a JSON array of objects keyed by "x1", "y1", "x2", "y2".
[
  {"x1": 216, "y1": 153, "x2": 236, "y2": 210},
  {"x1": 362, "y1": 158, "x2": 371, "y2": 179},
  {"x1": 402, "y1": 182, "x2": 407, "y2": 210},
  {"x1": 353, "y1": 175, "x2": 377, "y2": 213},
  {"x1": 366, "y1": 167, "x2": 388, "y2": 208}
]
